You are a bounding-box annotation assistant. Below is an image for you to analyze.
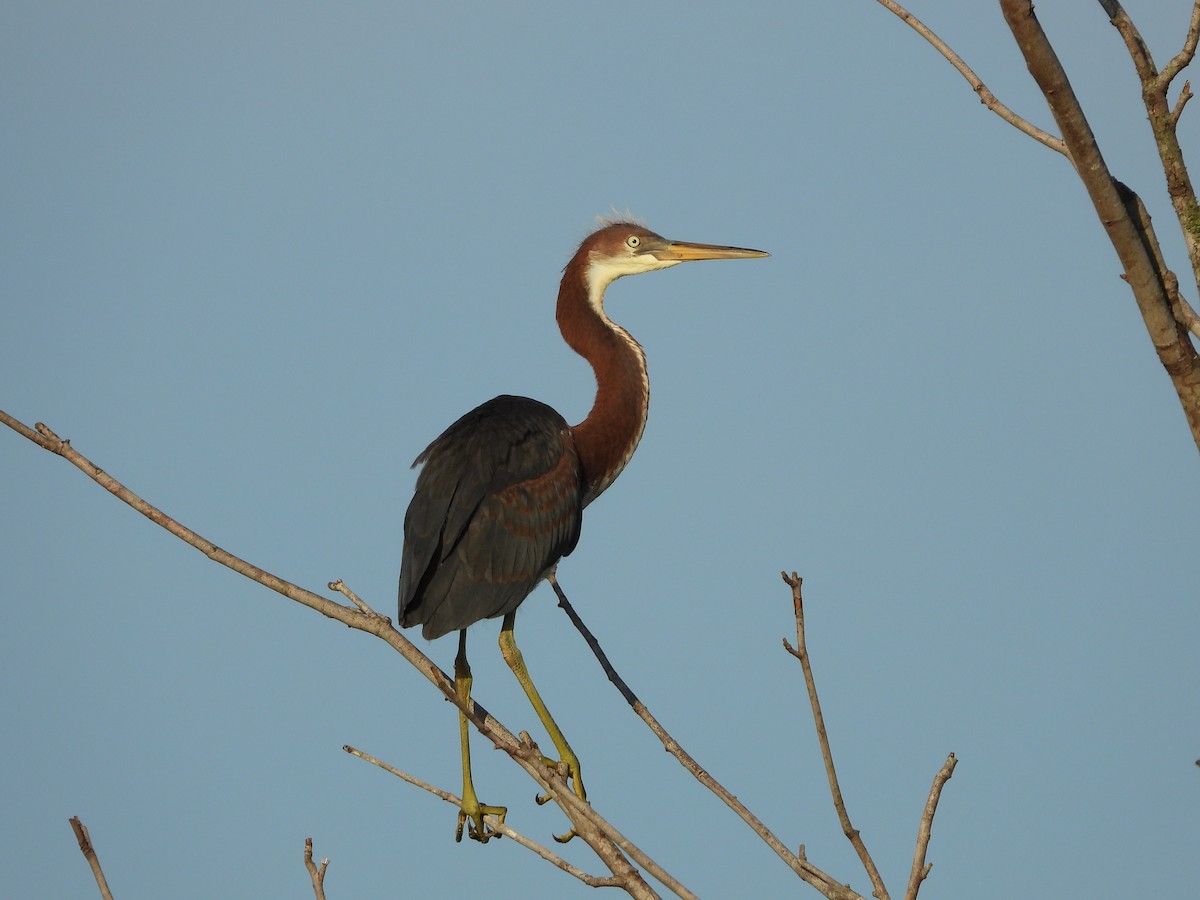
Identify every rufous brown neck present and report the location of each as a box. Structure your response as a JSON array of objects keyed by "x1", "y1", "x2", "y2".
[{"x1": 556, "y1": 252, "x2": 649, "y2": 507}]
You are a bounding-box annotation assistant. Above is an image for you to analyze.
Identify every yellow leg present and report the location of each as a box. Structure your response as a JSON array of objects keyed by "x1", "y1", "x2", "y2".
[
  {"x1": 454, "y1": 630, "x2": 506, "y2": 843},
  {"x1": 498, "y1": 612, "x2": 587, "y2": 816}
]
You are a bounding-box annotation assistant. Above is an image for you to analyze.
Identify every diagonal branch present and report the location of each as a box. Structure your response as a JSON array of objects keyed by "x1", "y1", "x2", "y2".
[
  {"x1": 0, "y1": 410, "x2": 663, "y2": 899},
  {"x1": 1153, "y1": 0, "x2": 1200, "y2": 92},
  {"x1": 782, "y1": 573, "x2": 888, "y2": 900},
  {"x1": 1100, "y1": 1, "x2": 1200, "y2": 318},
  {"x1": 872, "y1": 0, "x2": 1068, "y2": 156},
  {"x1": 69, "y1": 817, "x2": 114, "y2": 900},
  {"x1": 903, "y1": 754, "x2": 957, "y2": 900},
  {"x1": 1170, "y1": 79, "x2": 1194, "y2": 126},
  {"x1": 549, "y1": 573, "x2": 860, "y2": 900},
  {"x1": 344, "y1": 745, "x2": 622, "y2": 889},
  {"x1": 1000, "y1": 0, "x2": 1200, "y2": 451}
]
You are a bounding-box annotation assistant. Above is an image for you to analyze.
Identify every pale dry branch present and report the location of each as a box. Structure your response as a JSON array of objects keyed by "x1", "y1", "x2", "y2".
[
  {"x1": 328, "y1": 579, "x2": 375, "y2": 616},
  {"x1": 0, "y1": 411, "x2": 661, "y2": 899},
  {"x1": 69, "y1": 817, "x2": 114, "y2": 900},
  {"x1": 903, "y1": 754, "x2": 958, "y2": 900},
  {"x1": 781, "y1": 573, "x2": 888, "y2": 900},
  {"x1": 548, "y1": 573, "x2": 860, "y2": 900},
  {"x1": 344, "y1": 745, "x2": 621, "y2": 888},
  {"x1": 872, "y1": 0, "x2": 1068, "y2": 156},
  {"x1": 304, "y1": 838, "x2": 329, "y2": 900}
]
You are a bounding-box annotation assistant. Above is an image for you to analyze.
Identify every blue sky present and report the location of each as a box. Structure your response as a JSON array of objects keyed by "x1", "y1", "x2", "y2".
[{"x1": 3, "y1": 2, "x2": 1197, "y2": 898}]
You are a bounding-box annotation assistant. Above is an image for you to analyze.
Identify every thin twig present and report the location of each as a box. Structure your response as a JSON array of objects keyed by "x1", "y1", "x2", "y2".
[
  {"x1": 328, "y1": 579, "x2": 374, "y2": 615},
  {"x1": 903, "y1": 754, "x2": 957, "y2": 900},
  {"x1": 304, "y1": 838, "x2": 329, "y2": 900},
  {"x1": 781, "y1": 573, "x2": 888, "y2": 900},
  {"x1": 1155, "y1": 0, "x2": 1200, "y2": 92},
  {"x1": 344, "y1": 745, "x2": 621, "y2": 888},
  {"x1": 1171, "y1": 80, "x2": 1193, "y2": 126},
  {"x1": 549, "y1": 573, "x2": 859, "y2": 900},
  {"x1": 69, "y1": 817, "x2": 114, "y2": 900},
  {"x1": 872, "y1": 0, "x2": 1068, "y2": 157},
  {"x1": 0, "y1": 413, "x2": 662, "y2": 899},
  {"x1": 350, "y1": 736, "x2": 683, "y2": 899},
  {"x1": 1171, "y1": 280, "x2": 1200, "y2": 340}
]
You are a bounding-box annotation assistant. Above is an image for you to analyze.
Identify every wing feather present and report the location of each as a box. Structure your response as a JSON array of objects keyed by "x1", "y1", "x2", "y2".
[{"x1": 399, "y1": 395, "x2": 583, "y2": 640}]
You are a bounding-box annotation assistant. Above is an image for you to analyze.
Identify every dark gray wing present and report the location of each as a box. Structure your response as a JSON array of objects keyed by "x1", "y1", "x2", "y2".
[{"x1": 399, "y1": 395, "x2": 584, "y2": 640}]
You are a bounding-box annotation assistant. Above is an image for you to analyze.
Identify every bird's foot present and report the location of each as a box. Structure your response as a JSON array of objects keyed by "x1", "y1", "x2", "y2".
[
  {"x1": 533, "y1": 754, "x2": 586, "y2": 843},
  {"x1": 456, "y1": 793, "x2": 506, "y2": 844}
]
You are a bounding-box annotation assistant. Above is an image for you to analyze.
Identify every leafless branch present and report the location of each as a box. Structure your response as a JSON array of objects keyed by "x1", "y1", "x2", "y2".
[
  {"x1": 1000, "y1": 0, "x2": 1200, "y2": 451},
  {"x1": 1168, "y1": 273, "x2": 1200, "y2": 340},
  {"x1": 549, "y1": 574, "x2": 859, "y2": 900},
  {"x1": 328, "y1": 579, "x2": 373, "y2": 615},
  {"x1": 781, "y1": 573, "x2": 888, "y2": 900},
  {"x1": 0, "y1": 412, "x2": 661, "y2": 899},
  {"x1": 1100, "y1": 1, "x2": 1200, "y2": 315},
  {"x1": 1122, "y1": 189, "x2": 1200, "y2": 343},
  {"x1": 872, "y1": 0, "x2": 1068, "y2": 156},
  {"x1": 69, "y1": 817, "x2": 114, "y2": 900},
  {"x1": 344, "y1": 745, "x2": 621, "y2": 888},
  {"x1": 903, "y1": 754, "x2": 958, "y2": 900},
  {"x1": 304, "y1": 838, "x2": 329, "y2": 900},
  {"x1": 1154, "y1": 1, "x2": 1200, "y2": 92},
  {"x1": 1171, "y1": 79, "x2": 1193, "y2": 125}
]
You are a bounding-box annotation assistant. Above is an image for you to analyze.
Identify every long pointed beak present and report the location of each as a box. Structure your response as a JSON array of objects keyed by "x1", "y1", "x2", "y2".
[{"x1": 652, "y1": 240, "x2": 770, "y2": 262}]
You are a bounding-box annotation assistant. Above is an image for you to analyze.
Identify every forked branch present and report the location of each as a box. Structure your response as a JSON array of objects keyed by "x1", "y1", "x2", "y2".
[
  {"x1": 782, "y1": 574, "x2": 955, "y2": 900},
  {"x1": 549, "y1": 573, "x2": 856, "y2": 899},
  {"x1": 304, "y1": 838, "x2": 329, "y2": 900},
  {"x1": 999, "y1": 0, "x2": 1200, "y2": 449},
  {"x1": 344, "y1": 745, "x2": 622, "y2": 888},
  {"x1": 872, "y1": 0, "x2": 1068, "y2": 156},
  {"x1": 0, "y1": 410, "x2": 660, "y2": 899},
  {"x1": 1099, "y1": 1, "x2": 1200, "y2": 319},
  {"x1": 781, "y1": 574, "x2": 888, "y2": 900}
]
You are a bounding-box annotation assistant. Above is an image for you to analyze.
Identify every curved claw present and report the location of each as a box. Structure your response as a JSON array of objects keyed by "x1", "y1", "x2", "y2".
[
  {"x1": 456, "y1": 797, "x2": 507, "y2": 844},
  {"x1": 537, "y1": 754, "x2": 588, "y2": 802},
  {"x1": 533, "y1": 755, "x2": 587, "y2": 843}
]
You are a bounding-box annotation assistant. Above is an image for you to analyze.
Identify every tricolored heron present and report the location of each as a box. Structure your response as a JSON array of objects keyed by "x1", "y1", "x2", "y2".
[{"x1": 399, "y1": 220, "x2": 767, "y2": 842}]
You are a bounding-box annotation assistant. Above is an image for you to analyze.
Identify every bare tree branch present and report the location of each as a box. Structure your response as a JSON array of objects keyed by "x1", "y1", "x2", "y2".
[
  {"x1": 903, "y1": 754, "x2": 958, "y2": 900},
  {"x1": 69, "y1": 817, "x2": 114, "y2": 900},
  {"x1": 1121, "y1": 186, "x2": 1200, "y2": 342},
  {"x1": 1170, "y1": 79, "x2": 1193, "y2": 127},
  {"x1": 872, "y1": 0, "x2": 1069, "y2": 156},
  {"x1": 0, "y1": 412, "x2": 661, "y2": 899},
  {"x1": 344, "y1": 745, "x2": 621, "y2": 888},
  {"x1": 1142, "y1": 0, "x2": 1200, "y2": 92},
  {"x1": 1099, "y1": 1, "x2": 1200, "y2": 324},
  {"x1": 1000, "y1": 0, "x2": 1200, "y2": 451},
  {"x1": 7, "y1": 412, "x2": 954, "y2": 898},
  {"x1": 549, "y1": 573, "x2": 860, "y2": 900},
  {"x1": 781, "y1": 573, "x2": 888, "y2": 900},
  {"x1": 304, "y1": 838, "x2": 329, "y2": 900}
]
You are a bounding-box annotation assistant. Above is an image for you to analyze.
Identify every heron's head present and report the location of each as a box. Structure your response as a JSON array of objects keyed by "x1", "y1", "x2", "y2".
[{"x1": 579, "y1": 221, "x2": 768, "y2": 303}]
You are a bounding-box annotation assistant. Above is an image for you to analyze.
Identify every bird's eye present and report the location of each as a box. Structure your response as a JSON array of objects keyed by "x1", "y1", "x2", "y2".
[{"x1": 626, "y1": 235, "x2": 640, "y2": 249}]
